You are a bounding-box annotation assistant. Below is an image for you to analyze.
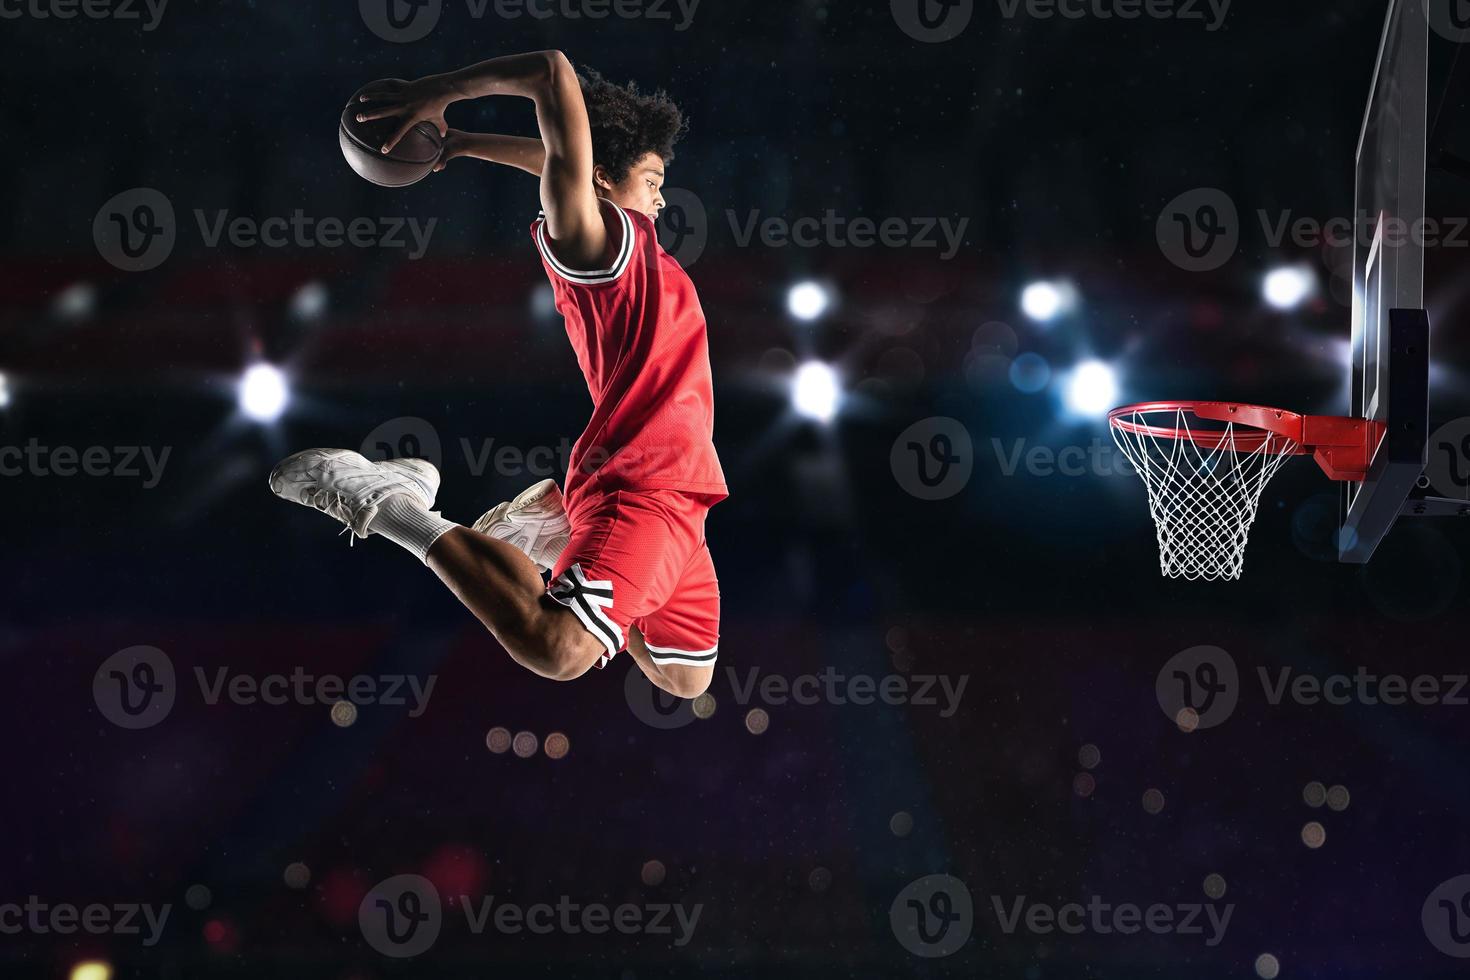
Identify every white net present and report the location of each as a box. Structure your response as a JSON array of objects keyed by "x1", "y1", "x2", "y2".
[{"x1": 1111, "y1": 406, "x2": 1299, "y2": 581}]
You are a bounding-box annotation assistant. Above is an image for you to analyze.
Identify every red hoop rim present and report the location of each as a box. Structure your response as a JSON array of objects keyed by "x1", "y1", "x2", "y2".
[
  {"x1": 1108, "y1": 401, "x2": 1385, "y2": 481},
  {"x1": 1108, "y1": 401, "x2": 1307, "y2": 454}
]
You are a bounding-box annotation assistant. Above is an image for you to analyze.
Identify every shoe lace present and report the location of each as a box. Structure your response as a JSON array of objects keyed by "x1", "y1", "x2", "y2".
[{"x1": 303, "y1": 488, "x2": 357, "y2": 547}]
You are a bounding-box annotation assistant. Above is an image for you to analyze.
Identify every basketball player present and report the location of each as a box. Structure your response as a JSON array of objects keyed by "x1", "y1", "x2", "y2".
[{"x1": 269, "y1": 51, "x2": 726, "y2": 698}]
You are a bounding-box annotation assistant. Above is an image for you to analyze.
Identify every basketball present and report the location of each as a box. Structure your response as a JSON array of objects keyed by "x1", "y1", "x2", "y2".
[{"x1": 338, "y1": 79, "x2": 443, "y2": 187}]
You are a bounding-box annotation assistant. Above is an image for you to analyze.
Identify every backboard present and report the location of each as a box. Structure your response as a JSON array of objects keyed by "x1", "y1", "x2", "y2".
[{"x1": 1343, "y1": 0, "x2": 1433, "y2": 563}]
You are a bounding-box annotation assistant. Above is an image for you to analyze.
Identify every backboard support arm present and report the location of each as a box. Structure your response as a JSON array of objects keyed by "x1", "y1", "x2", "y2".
[{"x1": 1339, "y1": 308, "x2": 1430, "y2": 563}]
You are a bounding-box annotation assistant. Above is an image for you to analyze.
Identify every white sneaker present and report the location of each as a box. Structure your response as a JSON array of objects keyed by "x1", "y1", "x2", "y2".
[
  {"x1": 472, "y1": 478, "x2": 571, "y2": 572},
  {"x1": 268, "y1": 449, "x2": 440, "y2": 539}
]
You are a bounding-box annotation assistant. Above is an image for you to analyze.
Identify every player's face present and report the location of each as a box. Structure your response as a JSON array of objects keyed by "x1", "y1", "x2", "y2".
[{"x1": 604, "y1": 153, "x2": 667, "y2": 221}]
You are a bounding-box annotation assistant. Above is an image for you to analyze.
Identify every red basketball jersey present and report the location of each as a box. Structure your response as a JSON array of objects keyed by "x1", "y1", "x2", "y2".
[{"x1": 531, "y1": 199, "x2": 728, "y2": 510}]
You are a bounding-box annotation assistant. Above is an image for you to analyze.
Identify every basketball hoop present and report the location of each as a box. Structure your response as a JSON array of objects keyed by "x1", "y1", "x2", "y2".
[{"x1": 1109, "y1": 402, "x2": 1382, "y2": 581}]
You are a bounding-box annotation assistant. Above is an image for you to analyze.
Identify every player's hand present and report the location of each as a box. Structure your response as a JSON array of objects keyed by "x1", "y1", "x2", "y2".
[
  {"x1": 354, "y1": 76, "x2": 456, "y2": 154},
  {"x1": 433, "y1": 129, "x2": 468, "y2": 172}
]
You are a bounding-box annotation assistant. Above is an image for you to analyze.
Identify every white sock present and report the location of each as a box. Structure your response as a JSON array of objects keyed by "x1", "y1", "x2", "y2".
[{"x1": 366, "y1": 494, "x2": 457, "y2": 563}]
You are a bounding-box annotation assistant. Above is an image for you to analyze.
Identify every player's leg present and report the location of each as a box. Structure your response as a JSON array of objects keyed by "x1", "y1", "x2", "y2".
[
  {"x1": 625, "y1": 625, "x2": 715, "y2": 699},
  {"x1": 624, "y1": 541, "x2": 720, "y2": 700},
  {"x1": 268, "y1": 449, "x2": 604, "y2": 681},
  {"x1": 424, "y1": 527, "x2": 606, "y2": 680}
]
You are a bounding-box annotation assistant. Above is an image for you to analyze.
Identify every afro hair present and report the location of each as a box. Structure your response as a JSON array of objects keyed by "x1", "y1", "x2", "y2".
[{"x1": 577, "y1": 68, "x2": 688, "y2": 184}]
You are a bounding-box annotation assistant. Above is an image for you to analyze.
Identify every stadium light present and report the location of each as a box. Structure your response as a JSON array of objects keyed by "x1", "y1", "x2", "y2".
[
  {"x1": 238, "y1": 364, "x2": 290, "y2": 423},
  {"x1": 0, "y1": 372, "x2": 10, "y2": 409},
  {"x1": 792, "y1": 361, "x2": 841, "y2": 423},
  {"x1": 529, "y1": 282, "x2": 558, "y2": 321},
  {"x1": 290, "y1": 281, "x2": 329, "y2": 321},
  {"x1": 1021, "y1": 280, "x2": 1078, "y2": 324},
  {"x1": 787, "y1": 281, "x2": 832, "y2": 322},
  {"x1": 1263, "y1": 266, "x2": 1316, "y2": 310},
  {"x1": 53, "y1": 281, "x2": 97, "y2": 321},
  {"x1": 1064, "y1": 360, "x2": 1120, "y2": 418}
]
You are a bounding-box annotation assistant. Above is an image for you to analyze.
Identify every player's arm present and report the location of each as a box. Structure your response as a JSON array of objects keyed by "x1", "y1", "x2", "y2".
[
  {"x1": 435, "y1": 131, "x2": 544, "y2": 177},
  {"x1": 355, "y1": 51, "x2": 608, "y2": 270}
]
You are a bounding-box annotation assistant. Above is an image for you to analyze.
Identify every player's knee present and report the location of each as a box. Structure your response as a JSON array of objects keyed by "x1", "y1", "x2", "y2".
[
  {"x1": 658, "y1": 665, "x2": 713, "y2": 699},
  {"x1": 508, "y1": 607, "x2": 604, "y2": 682},
  {"x1": 542, "y1": 641, "x2": 598, "y2": 682}
]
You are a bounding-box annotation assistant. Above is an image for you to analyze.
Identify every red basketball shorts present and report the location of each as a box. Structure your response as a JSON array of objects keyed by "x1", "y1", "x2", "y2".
[{"x1": 547, "y1": 489, "x2": 720, "y2": 669}]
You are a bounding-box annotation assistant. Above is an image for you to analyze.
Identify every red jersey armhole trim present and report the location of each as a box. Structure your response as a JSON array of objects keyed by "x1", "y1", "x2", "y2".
[{"x1": 533, "y1": 199, "x2": 636, "y2": 285}]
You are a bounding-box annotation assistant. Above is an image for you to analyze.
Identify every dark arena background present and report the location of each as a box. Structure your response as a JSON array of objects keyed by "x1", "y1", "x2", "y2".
[{"x1": 5, "y1": 1, "x2": 1470, "y2": 977}]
